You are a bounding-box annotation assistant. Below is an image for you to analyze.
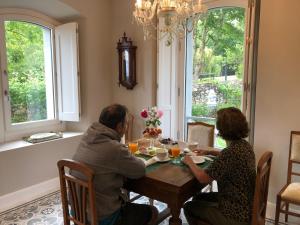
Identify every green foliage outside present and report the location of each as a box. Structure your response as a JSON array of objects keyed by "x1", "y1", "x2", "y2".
[
  {"x1": 192, "y1": 7, "x2": 244, "y2": 119},
  {"x1": 191, "y1": 8, "x2": 245, "y2": 148},
  {"x1": 193, "y1": 8, "x2": 245, "y2": 79},
  {"x1": 5, "y1": 21, "x2": 47, "y2": 123}
]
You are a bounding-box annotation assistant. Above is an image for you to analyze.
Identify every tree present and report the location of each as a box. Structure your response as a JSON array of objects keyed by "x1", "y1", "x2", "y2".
[
  {"x1": 193, "y1": 8, "x2": 245, "y2": 78},
  {"x1": 5, "y1": 21, "x2": 47, "y2": 123},
  {"x1": 192, "y1": 7, "x2": 245, "y2": 119}
]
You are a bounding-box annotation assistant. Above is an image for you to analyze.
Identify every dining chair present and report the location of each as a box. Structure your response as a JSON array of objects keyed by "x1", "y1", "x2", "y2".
[
  {"x1": 187, "y1": 121, "x2": 215, "y2": 147},
  {"x1": 193, "y1": 151, "x2": 273, "y2": 225},
  {"x1": 275, "y1": 131, "x2": 300, "y2": 224},
  {"x1": 251, "y1": 151, "x2": 273, "y2": 225},
  {"x1": 187, "y1": 121, "x2": 215, "y2": 192},
  {"x1": 125, "y1": 113, "x2": 134, "y2": 143},
  {"x1": 57, "y1": 159, "x2": 97, "y2": 225}
]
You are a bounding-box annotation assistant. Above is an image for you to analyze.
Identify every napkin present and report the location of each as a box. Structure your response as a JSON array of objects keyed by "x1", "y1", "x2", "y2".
[{"x1": 144, "y1": 157, "x2": 157, "y2": 167}]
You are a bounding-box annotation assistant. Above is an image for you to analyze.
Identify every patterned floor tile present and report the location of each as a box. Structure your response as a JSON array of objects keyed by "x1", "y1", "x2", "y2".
[
  {"x1": 0, "y1": 191, "x2": 276, "y2": 225},
  {"x1": 0, "y1": 192, "x2": 63, "y2": 225}
]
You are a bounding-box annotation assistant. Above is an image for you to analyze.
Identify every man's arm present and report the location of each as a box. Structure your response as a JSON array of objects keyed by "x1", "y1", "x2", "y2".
[{"x1": 117, "y1": 145, "x2": 146, "y2": 179}]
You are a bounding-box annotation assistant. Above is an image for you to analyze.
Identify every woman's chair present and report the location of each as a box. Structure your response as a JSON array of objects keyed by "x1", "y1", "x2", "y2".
[
  {"x1": 193, "y1": 151, "x2": 273, "y2": 225},
  {"x1": 275, "y1": 131, "x2": 300, "y2": 224},
  {"x1": 187, "y1": 121, "x2": 216, "y2": 192},
  {"x1": 187, "y1": 121, "x2": 215, "y2": 147},
  {"x1": 57, "y1": 159, "x2": 97, "y2": 225},
  {"x1": 251, "y1": 151, "x2": 273, "y2": 225}
]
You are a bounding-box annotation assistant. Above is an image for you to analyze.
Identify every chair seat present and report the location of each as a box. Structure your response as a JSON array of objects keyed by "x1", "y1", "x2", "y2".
[{"x1": 281, "y1": 182, "x2": 300, "y2": 204}]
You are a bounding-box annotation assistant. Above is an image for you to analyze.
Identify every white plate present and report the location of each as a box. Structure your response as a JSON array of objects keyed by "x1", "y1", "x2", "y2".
[
  {"x1": 190, "y1": 155, "x2": 205, "y2": 164},
  {"x1": 154, "y1": 156, "x2": 171, "y2": 162}
]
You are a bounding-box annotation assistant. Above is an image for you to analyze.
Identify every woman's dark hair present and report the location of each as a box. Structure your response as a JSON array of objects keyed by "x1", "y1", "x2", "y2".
[
  {"x1": 216, "y1": 107, "x2": 249, "y2": 141},
  {"x1": 99, "y1": 104, "x2": 128, "y2": 129}
]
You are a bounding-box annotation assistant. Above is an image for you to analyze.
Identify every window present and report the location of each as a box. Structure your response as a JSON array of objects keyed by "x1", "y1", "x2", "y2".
[
  {"x1": 182, "y1": 0, "x2": 259, "y2": 145},
  {"x1": 4, "y1": 21, "x2": 54, "y2": 124},
  {"x1": 0, "y1": 9, "x2": 80, "y2": 143},
  {"x1": 157, "y1": 0, "x2": 259, "y2": 144},
  {"x1": 185, "y1": 7, "x2": 247, "y2": 147}
]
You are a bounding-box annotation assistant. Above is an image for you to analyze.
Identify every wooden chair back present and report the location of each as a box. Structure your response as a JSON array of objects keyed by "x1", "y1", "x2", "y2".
[
  {"x1": 288, "y1": 131, "x2": 300, "y2": 184},
  {"x1": 57, "y1": 159, "x2": 97, "y2": 225},
  {"x1": 274, "y1": 131, "x2": 300, "y2": 224},
  {"x1": 187, "y1": 121, "x2": 215, "y2": 147},
  {"x1": 125, "y1": 113, "x2": 134, "y2": 143},
  {"x1": 251, "y1": 151, "x2": 273, "y2": 225}
]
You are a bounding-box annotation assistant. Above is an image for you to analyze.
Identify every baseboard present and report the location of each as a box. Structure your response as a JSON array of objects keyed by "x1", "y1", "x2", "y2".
[
  {"x1": 266, "y1": 201, "x2": 276, "y2": 220},
  {"x1": 0, "y1": 177, "x2": 60, "y2": 213}
]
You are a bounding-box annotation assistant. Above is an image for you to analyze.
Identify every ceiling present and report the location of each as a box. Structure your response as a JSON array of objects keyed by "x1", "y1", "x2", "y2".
[{"x1": 0, "y1": 0, "x2": 79, "y2": 19}]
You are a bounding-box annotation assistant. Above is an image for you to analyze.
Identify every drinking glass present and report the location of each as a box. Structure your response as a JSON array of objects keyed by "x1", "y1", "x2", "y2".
[
  {"x1": 128, "y1": 142, "x2": 138, "y2": 154},
  {"x1": 171, "y1": 147, "x2": 181, "y2": 164}
]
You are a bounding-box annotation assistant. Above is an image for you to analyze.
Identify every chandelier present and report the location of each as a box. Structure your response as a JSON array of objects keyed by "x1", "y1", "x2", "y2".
[{"x1": 133, "y1": 0, "x2": 206, "y2": 46}]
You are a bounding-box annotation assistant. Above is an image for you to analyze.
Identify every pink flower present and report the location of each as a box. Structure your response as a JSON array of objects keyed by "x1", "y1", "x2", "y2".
[
  {"x1": 157, "y1": 110, "x2": 163, "y2": 118},
  {"x1": 140, "y1": 109, "x2": 148, "y2": 118}
]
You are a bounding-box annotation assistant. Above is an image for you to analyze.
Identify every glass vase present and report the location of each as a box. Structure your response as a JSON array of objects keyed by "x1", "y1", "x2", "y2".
[{"x1": 149, "y1": 137, "x2": 155, "y2": 149}]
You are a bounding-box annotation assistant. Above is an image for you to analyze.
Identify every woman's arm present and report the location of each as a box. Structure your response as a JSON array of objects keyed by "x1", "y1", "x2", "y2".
[
  {"x1": 182, "y1": 155, "x2": 213, "y2": 184},
  {"x1": 194, "y1": 149, "x2": 221, "y2": 156}
]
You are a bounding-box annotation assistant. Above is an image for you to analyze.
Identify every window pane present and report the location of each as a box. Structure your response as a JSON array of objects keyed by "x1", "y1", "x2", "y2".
[
  {"x1": 185, "y1": 7, "x2": 246, "y2": 147},
  {"x1": 5, "y1": 21, "x2": 54, "y2": 124}
]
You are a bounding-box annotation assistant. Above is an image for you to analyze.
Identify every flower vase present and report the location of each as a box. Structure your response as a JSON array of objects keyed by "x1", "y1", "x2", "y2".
[
  {"x1": 149, "y1": 137, "x2": 155, "y2": 149},
  {"x1": 147, "y1": 137, "x2": 157, "y2": 156}
]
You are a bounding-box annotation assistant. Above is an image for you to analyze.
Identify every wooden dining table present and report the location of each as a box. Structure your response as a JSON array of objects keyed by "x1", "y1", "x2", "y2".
[{"x1": 125, "y1": 148, "x2": 214, "y2": 225}]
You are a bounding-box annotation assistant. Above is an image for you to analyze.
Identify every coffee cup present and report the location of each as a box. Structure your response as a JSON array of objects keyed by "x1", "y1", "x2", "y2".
[
  {"x1": 187, "y1": 142, "x2": 198, "y2": 150},
  {"x1": 156, "y1": 148, "x2": 168, "y2": 161}
]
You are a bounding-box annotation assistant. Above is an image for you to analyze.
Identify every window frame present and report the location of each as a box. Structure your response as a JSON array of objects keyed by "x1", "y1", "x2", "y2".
[
  {"x1": 176, "y1": 0, "x2": 251, "y2": 141},
  {"x1": 0, "y1": 9, "x2": 62, "y2": 143}
]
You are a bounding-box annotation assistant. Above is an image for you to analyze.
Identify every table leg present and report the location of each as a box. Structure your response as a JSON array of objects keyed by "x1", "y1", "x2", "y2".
[{"x1": 168, "y1": 206, "x2": 182, "y2": 225}]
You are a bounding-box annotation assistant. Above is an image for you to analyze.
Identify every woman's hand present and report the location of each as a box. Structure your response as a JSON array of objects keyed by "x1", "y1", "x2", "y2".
[
  {"x1": 193, "y1": 149, "x2": 210, "y2": 155},
  {"x1": 183, "y1": 155, "x2": 194, "y2": 167},
  {"x1": 193, "y1": 148, "x2": 221, "y2": 156}
]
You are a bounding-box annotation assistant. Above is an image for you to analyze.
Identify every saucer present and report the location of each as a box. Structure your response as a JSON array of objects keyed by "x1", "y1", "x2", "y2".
[
  {"x1": 190, "y1": 155, "x2": 205, "y2": 164},
  {"x1": 154, "y1": 156, "x2": 171, "y2": 162}
]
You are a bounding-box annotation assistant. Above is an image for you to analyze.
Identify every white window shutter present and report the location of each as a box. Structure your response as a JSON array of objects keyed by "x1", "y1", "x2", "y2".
[
  {"x1": 55, "y1": 22, "x2": 80, "y2": 121},
  {"x1": 157, "y1": 18, "x2": 178, "y2": 140}
]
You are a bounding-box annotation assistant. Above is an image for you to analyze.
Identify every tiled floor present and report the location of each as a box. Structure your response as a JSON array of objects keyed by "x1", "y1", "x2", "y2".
[
  {"x1": 0, "y1": 191, "x2": 277, "y2": 225},
  {"x1": 0, "y1": 192, "x2": 63, "y2": 225}
]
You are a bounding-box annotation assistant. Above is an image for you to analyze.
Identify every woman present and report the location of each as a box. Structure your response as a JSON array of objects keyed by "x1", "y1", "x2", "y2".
[{"x1": 183, "y1": 107, "x2": 256, "y2": 225}]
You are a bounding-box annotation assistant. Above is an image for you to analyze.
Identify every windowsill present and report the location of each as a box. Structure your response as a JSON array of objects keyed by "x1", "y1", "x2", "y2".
[{"x1": 0, "y1": 131, "x2": 83, "y2": 153}]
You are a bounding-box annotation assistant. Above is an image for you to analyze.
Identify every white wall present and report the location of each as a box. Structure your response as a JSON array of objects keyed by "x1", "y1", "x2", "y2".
[
  {"x1": 61, "y1": 0, "x2": 113, "y2": 131},
  {"x1": 111, "y1": 0, "x2": 157, "y2": 140},
  {"x1": 0, "y1": 0, "x2": 113, "y2": 201},
  {"x1": 0, "y1": 134, "x2": 82, "y2": 196},
  {"x1": 254, "y1": 0, "x2": 300, "y2": 206}
]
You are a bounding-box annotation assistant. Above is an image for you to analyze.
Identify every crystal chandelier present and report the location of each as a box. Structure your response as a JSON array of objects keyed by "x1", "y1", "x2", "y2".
[{"x1": 133, "y1": 0, "x2": 206, "y2": 46}]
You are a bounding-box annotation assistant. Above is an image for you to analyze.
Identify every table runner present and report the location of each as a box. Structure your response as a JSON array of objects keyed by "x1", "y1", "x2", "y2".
[{"x1": 136, "y1": 154, "x2": 212, "y2": 173}]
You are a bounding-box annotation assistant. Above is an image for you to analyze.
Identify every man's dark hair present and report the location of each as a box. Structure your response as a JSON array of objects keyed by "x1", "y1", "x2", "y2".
[
  {"x1": 99, "y1": 104, "x2": 128, "y2": 129},
  {"x1": 216, "y1": 107, "x2": 249, "y2": 141}
]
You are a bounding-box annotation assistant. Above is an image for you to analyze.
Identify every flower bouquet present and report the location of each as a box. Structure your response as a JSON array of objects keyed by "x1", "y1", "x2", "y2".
[{"x1": 140, "y1": 107, "x2": 163, "y2": 150}]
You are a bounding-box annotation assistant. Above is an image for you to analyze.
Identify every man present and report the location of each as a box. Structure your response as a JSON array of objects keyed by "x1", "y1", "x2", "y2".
[{"x1": 72, "y1": 104, "x2": 157, "y2": 225}]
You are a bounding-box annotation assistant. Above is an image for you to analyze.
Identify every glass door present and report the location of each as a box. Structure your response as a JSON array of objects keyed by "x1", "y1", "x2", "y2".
[{"x1": 185, "y1": 4, "x2": 248, "y2": 147}]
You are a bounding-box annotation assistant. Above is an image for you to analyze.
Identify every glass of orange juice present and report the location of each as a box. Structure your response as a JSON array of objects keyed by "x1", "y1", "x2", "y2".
[
  {"x1": 128, "y1": 142, "x2": 138, "y2": 154},
  {"x1": 171, "y1": 146, "x2": 181, "y2": 164}
]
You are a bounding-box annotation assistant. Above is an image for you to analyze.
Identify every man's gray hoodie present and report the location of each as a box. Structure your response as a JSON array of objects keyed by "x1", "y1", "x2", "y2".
[{"x1": 72, "y1": 122, "x2": 145, "y2": 220}]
